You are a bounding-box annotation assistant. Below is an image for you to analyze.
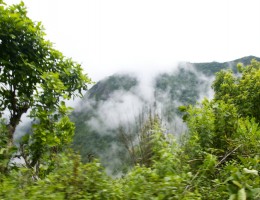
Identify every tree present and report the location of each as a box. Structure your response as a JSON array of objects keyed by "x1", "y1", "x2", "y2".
[
  {"x1": 118, "y1": 110, "x2": 161, "y2": 167},
  {"x1": 180, "y1": 60, "x2": 260, "y2": 199},
  {"x1": 0, "y1": 1, "x2": 91, "y2": 175},
  {"x1": 212, "y1": 59, "x2": 260, "y2": 122}
]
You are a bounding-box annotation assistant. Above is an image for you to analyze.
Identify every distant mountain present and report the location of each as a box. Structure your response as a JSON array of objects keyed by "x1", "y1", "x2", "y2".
[
  {"x1": 193, "y1": 55, "x2": 260, "y2": 75},
  {"x1": 87, "y1": 74, "x2": 138, "y2": 101},
  {"x1": 71, "y1": 56, "x2": 260, "y2": 174},
  {"x1": 85, "y1": 55, "x2": 260, "y2": 103}
]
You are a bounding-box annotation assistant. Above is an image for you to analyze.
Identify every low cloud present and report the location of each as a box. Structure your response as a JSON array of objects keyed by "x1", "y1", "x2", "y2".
[{"x1": 72, "y1": 62, "x2": 218, "y2": 175}]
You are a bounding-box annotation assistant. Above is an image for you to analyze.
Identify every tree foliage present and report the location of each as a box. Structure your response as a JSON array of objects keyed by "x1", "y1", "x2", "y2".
[
  {"x1": 0, "y1": 1, "x2": 91, "y2": 176},
  {"x1": 212, "y1": 59, "x2": 260, "y2": 122},
  {"x1": 180, "y1": 59, "x2": 260, "y2": 199}
]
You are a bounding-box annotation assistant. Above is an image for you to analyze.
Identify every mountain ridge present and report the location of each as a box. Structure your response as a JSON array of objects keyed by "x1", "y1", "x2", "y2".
[{"x1": 85, "y1": 55, "x2": 260, "y2": 102}]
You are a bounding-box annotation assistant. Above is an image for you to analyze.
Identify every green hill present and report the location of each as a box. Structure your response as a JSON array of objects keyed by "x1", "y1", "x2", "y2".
[{"x1": 71, "y1": 56, "x2": 260, "y2": 174}]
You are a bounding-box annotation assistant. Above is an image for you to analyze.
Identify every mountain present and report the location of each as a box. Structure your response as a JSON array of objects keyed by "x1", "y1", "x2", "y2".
[
  {"x1": 71, "y1": 56, "x2": 260, "y2": 174},
  {"x1": 85, "y1": 55, "x2": 260, "y2": 103},
  {"x1": 193, "y1": 55, "x2": 259, "y2": 75}
]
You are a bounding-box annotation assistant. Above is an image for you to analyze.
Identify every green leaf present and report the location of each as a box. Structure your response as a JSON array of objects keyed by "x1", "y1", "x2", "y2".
[
  {"x1": 243, "y1": 168, "x2": 258, "y2": 176},
  {"x1": 237, "y1": 188, "x2": 246, "y2": 200}
]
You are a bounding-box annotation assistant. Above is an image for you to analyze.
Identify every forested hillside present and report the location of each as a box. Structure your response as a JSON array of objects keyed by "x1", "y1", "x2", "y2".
[
  {"x1": 1, "y1": 1, "x2": 260, "y2": 199},
  {"x1": 71, "y1": 56, "x2": 260, "y2": 174}
]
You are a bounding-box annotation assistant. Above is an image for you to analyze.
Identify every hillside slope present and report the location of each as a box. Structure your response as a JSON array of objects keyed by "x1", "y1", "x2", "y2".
[{"x1": 71, "y1": 56, "x2": 260, "y2": 174}]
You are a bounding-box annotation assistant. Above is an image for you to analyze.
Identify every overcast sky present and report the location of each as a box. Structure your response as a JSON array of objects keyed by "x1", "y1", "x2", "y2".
[{"x1": 8, "y1": 0, "x2": 260, "y2": 81}]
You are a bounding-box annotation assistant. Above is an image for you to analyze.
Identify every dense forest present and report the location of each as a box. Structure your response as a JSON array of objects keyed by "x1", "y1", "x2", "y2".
[{"x1": 1, "y1": 1, "x2": 260, "y2": 199}]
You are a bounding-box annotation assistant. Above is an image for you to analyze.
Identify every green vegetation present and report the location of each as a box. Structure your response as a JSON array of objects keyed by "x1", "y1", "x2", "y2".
[
  {"x1": 0, "y1": 1, "x2": 91, "y2": 178},
  {"x1": 1, "y1": 1, "x2": 260, "y2": 199},
  {"x1": 87, "y1": 74, "x2": 138, "y2": 101},
  {"x1": 71, "y1": 74, "x2": 138, "y2": 171},
  {"x1": 179, "y1": 59, "x2": 260, "y2": 199},
  {"x1": 72, "y1": 57, "x2": 260, "y2": 169},
  {"x1": 194, "y1": 55, "x2": 260, "y2": 76},
  {"x1": 155, "y1": 68, "x2": 200, "y2": 105}
]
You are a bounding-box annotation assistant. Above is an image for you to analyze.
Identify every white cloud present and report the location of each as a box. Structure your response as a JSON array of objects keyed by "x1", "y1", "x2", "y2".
[{"x1": 6, "y1": 0, "x2": 260, "y2": 81}]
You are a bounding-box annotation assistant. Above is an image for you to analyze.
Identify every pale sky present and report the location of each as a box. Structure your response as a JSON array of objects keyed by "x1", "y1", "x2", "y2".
[{"x1": 7, "y1": 0, "x2": 260, "y2": 81}]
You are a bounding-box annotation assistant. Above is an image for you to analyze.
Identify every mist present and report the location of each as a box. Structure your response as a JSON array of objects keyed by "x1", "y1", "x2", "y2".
[
  {"x1": 71, "y1": 61, "x2": 217, "y2": 175},
  {"x1": 11, "y1": 56, "x2": 250, "y2": 175}
]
